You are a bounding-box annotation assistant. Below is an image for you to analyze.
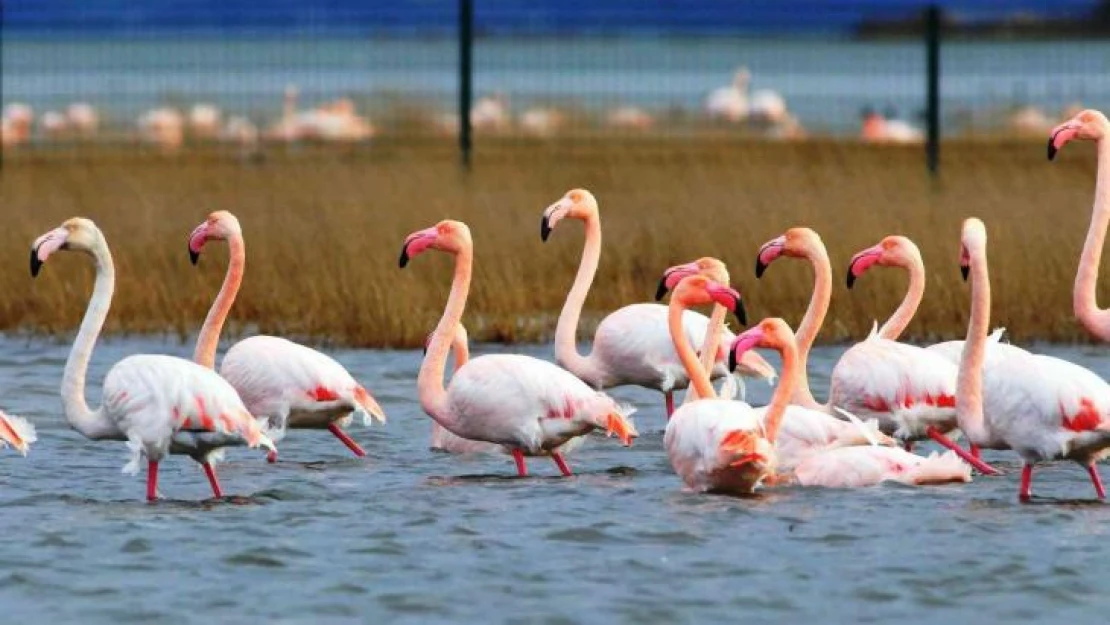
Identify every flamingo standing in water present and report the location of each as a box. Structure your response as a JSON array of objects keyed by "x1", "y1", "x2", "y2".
[
  {"x1": 541, "y1": 189, "x2": 774, "y2": 418},
  {"x1": 30, "y1": 218, "x2": 273, "y2": 500},
  {"x1": 956, "y1": 217, "x2": 1110, "y2": 501},
  {"x1": 1047, "y1": 109, "x2": 1110, "y2": 342},
  {"x1": 756, "y1": 227, "x2": 997, "y2": 475},
  {"x1": 663, "y1": 275, "x2": 778, "y2": 495},
  {"x1": 188, "y1": 211, "x2": 386, "y2": 462},
  {"x1": 400, "y1": 219, "x2": 637, "y2": 476}
]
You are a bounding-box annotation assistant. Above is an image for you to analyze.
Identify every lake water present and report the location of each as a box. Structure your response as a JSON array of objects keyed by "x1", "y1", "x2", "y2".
[{"x1": 3, "y1": 334, "x2": 1110, "y2": 623}]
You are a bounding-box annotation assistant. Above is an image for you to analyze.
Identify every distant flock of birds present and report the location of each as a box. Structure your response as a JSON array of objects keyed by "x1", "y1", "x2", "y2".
[
  {"x1": 2, "y1": 109, "x2": 1110, "y2": 503},
  {"x1": 0, "y1": 67, "x2": 1085, "y2": 153}
]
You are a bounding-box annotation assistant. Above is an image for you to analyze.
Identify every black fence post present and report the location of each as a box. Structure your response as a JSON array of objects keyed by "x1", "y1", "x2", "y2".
[
  {"x1": 0, "y1": 0, "x2": 6, "y2": 173},
  {"x1": 458, "y1": 0, "x2": 473, "y2": 170},
  {"x1": 925, "y1": 4, "x2": 941, "y2": 175}
]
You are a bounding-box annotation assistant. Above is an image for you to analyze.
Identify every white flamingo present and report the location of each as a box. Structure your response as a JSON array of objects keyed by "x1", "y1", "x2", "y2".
[
  {"x1": 30, "y1": 218, "x2": 273, "y2": 501},
  {"x1": 542, "y1": 189, "x2": 774, "y2": 418},
  {"x1": 705, "y1": 68, "x2": 751, "y2": 122},
  {"x1": 956, "y1": 217, "x2": 1110, "y2": 501},
  {"x1": 188, "y1": 211, "x2": 386, "y2": 462},
  {"x1": 400, "y1": 219, "x2": 637, "y2": 477}
]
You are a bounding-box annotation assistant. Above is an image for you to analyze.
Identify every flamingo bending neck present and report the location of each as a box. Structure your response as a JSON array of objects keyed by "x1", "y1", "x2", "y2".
[
  {"x1": 554, "y1": 210, "x2": 607, "y2": 384},
  {"x1": 879, "y1": 248, "x2": 925, "y2": 341},
  {"x1": 194, "y1": 233, "x2": 245, "y2": 368},
  {"x1": 792, "y1": 241, "x2": 831, "y2": 409},
  {"x1": 668, "y1": 298, "x2": 717, "y2": 400},
  {"x1": 417, "y1": 245, "x2": 474, "y2": 429},
  {"x1": 1074, "y1": 139, "x2": 1110, "y2": 340}
]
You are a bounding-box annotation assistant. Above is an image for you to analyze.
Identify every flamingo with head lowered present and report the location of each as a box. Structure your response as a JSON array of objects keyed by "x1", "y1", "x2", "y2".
[
  {"x1": 188, "y1": 211, "x2": 386, "y2": 463},
  {"x1": 401, "y1": 219, "x2": 637, "y2": 477},
  {"x1": 541, "y1": 188, "x2": 774, "y2": 419},
  {"x1": 956, "y1": 217, "x2": 1110, "y2": 501},
  {"x1": 756, "y1": 227, "x2": 997, "y2": 475},
  {"x1": 31, "y1": 218, "x2": 273, "y2": 501}
]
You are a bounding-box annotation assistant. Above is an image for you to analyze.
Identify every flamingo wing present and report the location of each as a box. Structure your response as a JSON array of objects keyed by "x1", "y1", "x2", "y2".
[
  {"x1": 792, "y1": 446, "x2": 971, "y2": 488},
  {"x1": 0, "y1": 410, "x2": 36, "y2": 455}
]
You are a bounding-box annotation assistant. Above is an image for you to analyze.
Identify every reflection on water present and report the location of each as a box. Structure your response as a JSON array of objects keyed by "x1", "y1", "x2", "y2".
[{"x1": 2, "y1": 335, "x2": 1110, "y2": 623}]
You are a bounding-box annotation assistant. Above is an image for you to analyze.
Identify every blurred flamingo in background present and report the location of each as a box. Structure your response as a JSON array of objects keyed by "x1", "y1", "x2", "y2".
[
  {"x1": 66, "y1": 102, "x2": 99, "y2": 137},
  {"x1": 956, "y1": 217, "x2": 1110, "y2": 501},
  {"x1": 188, "y1": 211, "x2": 386, "y2": 462},
  {"x1": 542, "y1": 189, "x2": 774, "y2": 419},
  {"x1": 30, "y1": 217, "x2": 272, "y2": 501},
  {"x1": 400, "y1": 219, "x2": 637, "y2": 477},
  {"x1": 705, "y1": 68, "x2": 751, "y2": 122},
  {"x1": 663, "y1": 275, "x2": 777, "y2": 495},
  {"x1": 756, "y1": 227, "x2": 997, "y2": 475},
  {"x1": 137, "y1": 107, "x2": 184, "y2": 153}
]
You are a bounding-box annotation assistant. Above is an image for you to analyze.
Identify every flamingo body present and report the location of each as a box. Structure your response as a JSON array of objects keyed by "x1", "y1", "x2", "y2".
[
  {"x1": 664, "y1": 399, "x2": 772, "y2": 493},
  {"x1": 757, "y1": 404, "x2": 889, "y2": 470},
  {"x1": 792, "y1": 446, "x2": 971, "y2": 488}
]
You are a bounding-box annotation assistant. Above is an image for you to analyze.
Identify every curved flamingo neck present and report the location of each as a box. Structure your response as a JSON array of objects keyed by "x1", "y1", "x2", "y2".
[
  {"x1": 957, "y1": 246, "x2": 991, "y2": 445},
  {"x1": 763, "y1": 338, "x2": 799, "y2": 444},
  {"x1": 793, "y1": 243, "x2": 831, "y2": 406},
  {"x1": 668, "y1": 301, "x2": 716, "y2": 400},
  {"x1": 554, "y1": 214, "x2": 607, "y2": 385},
  {"x1": 684, "y1": 303, "x2": 728, "y2": 405},
  {"x1": 1074, "y1": 139, "x2": 1110, "y2": 341},
  {"x1": 432, "y1": 326, "x2": 471, "y2": 440},
  {"x1": 63, "y1": 241, "x2": 122, "y2": 440},
  {"x1": 418, "y1": 246, "x2": 473, "y2": 429},
  {"x1": 879, "y1": 254, "x2": 925, "y2": 341},
  {"x1": 194, "y1": 233, "x2": 245, "y2": 369}
]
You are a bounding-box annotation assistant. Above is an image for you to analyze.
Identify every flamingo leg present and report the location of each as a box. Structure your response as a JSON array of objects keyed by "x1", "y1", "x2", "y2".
[
  {"x1": 327, "y1": 424, "x2": 366, "y2": 457},
  {"x1": 1087, "y1": 463, "x2": 1106, "y2": 500},
  {"x1": 925, "y1": 427, "x2": 1000, "y2": 476},
  {"x1": 202, "y1": 462, "x2": 224, "y2": 499},
  {"x1": 551, "y1": 452, "x2": 573, "y2": 477},
  {"x1": 970, "y1": 444, "x2": 981, "y2": 459},
  {"x1": 665, "y1": 391, "x2": 675, "y2": 419},
  {"x1": 1019, "y1": 464, "x2": 1033, "y2": 502},
  {"x1": 146, "y1": 460, "x2": 159, "y2": 502},
  {"x1": 266, "y1": 450, "x2": 278, "y2": 463},
  {"x1": 511, "y1": 449, "x2": 528, "y2": 476}
]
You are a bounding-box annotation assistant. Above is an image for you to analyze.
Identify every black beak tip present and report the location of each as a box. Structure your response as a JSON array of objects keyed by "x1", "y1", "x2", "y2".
[
  {"x1": 654, "y1": 278, "x2": 669, "y2": 302},
  {"x1": 846, "y1": 270, "x2": 856, "y2": 290},
  {"x1": 727, "y1": 348, "x2": 738, "y2": 372},
  {"x1": 399, "y1": 249, "x2": 410, "y2": 269},
  {"x1": 540, "y1": 216, "x2": 552, "y2": 242},
  {"x1": 1047, "y1": 139, "x2": 1058, "y2": 161},
  {"x1": 734, "y1": 298, "x2": 748, "y2": 327},
  {"x1": 755, "y1": 260, "x2": 767, "y2": 279},
  {"x1": 189, "y1": 248, "x2": 200, "y2": 266},
  {"x1": 29, "y1": 249, "x2": 42, "y2": 278},
  {"x1": 960, "y1": 265, "x2": 969, "y2": 281}
]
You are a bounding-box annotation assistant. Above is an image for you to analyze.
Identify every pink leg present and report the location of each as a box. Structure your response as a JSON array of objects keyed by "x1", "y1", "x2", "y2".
[
  {"x1": 1087, "y1": 463, "x2": 1106, "y2": 499},
  {"x1": 202, "y1": 462, "x2": 223, "y2": 499},
  {"x1": 511, "y1": 449, "x2": 528, "y2": 477},
  {"x1": 551, "y1": 452, "x2": 573, "y2": 477},
  {"x1": 327, "y1": 424, "x2": 366, "y2": 457},
  {"x1": 1019, "y1": 464, "x2": 1033, "y2": 502},
  {"x1": 665, "y1": 391, "x2": 675, "y2": 419},
  {"x1": 266, "y1": 450, "x2": 278, "y2": 463},
  {"x1": 970, "y1": 444, "x2": 981, "y2": 459},
  {"x1": 902, "y1": 440, "x2": 914, "y2": 452},
  {"x1": 146, "y1": 460, "x2": 159, "y2": 502},
  {"x1": 925, "y1": 427, "x2": 1000, "y2": 476}
]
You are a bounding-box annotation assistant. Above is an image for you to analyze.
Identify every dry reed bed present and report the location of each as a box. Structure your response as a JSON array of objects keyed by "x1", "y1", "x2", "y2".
[{"x1": 0, "y1": 138, "x2": 1103, "y2": 347}]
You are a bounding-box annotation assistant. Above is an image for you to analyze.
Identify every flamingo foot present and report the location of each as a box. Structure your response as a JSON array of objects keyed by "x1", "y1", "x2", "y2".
[
  {"x1": 266, "y1": 449, "x2": 278, "y2": 463},
  {"x1": 1087, "y1": 463, "x2": 1106, "y2": 500},
  {"x1": 552, "y1": 452, "x2": 573, "y2": 477},
  {"x1": 925, "y1": 427, "x2": 1000, "y2": 476},
  {"x1": 146, "y1": 460, "x2": 159, "y2": 502},
  {"x1": 1019, "y1": 463, "x2": 1033, "y2": 502},
  {"x1": 202, "y1": 462, "x2": 224, "y2": 499},
  {"x1": 665, "y1": 391, "x2": 675, "y2": 419},
  {"x1": 903, "y1": 440, "x2": 914, "y2": 452},
  {"x1": 327, "y1": 424, "x2": 366, "y2": 457},
  {"x1": 511, "y1": 449, "x2": 528, "y2": 477},
  {"x1": 970, "y1": 444, "x2": 981, "y2": 459}
]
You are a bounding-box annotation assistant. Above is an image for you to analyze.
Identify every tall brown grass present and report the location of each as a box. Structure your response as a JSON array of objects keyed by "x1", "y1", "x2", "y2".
[{"x1": 0, "y1": 138, "x2": 1104, "y2": 348}]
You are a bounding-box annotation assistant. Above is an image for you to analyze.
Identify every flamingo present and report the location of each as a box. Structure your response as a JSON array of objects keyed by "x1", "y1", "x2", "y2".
[
  {"x1": 727, "y1": 320, "x2": 969, "y2": 488},
  {"x1": 0, "y1": 410, "x2": 35, "y2": 456},
  {"x1": 542, "y1": 189, "x2": 774, "y2": 418},
  {"x1": 756, "y1": 227, "x2": 998, "y2": 475},
  {"x1": 400, "y1": 219, "x2": 637, "y2": 477},
  {"x1": 663, "y1": 275, "x2": 778, "y2": 495},
  {"x1": 705, "y1": 68, "x2": 750, "y2": 123},
  {"x1": 956, "y1": 217, "x2": 1110, "y2": 501},
  {"x1": 66, "y1": 102, "x2": 98, "y2": 137},
  {"x1": 30, "y1": 218, "x2": 273, "y2": 501},
  {"x1": 188, "y1": 211, "x2": 386, "y2": 462},
  {"x1": 1047, "y1": 109, "x2": 1110, "y2": 342}
]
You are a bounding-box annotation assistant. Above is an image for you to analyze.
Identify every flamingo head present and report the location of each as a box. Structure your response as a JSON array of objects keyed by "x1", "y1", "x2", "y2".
[
  {"x1": 755, "y1": 227, "x2": 820, "y2": 278},
  {"x1": 959, "y1": 218, "x2": 987, "y2": 282},
  {"x1": 728, "y1": 318, "x2": 793, "y2": 372},
  {"x1": 1048, "y1": 109, "x2": 1109, "y2": 160},
  {"x1": 655, "y1": 256, "x2": 729, "y2": 301},
  {"x1": 187, "y1": 210, "x2": 242, "y2": 265},
  {"x1": 846, "y1": 235, "x2": 920, "y2": 289},
  {"x1": 399, "y1": 219, "x2": 472, "y2": 268},
  {"x1": 30, "y1": 217, "x2": 101, "y2": 277},
  {"x1": 540, "y1": 188, "x2": 598, "y2": 241},
  {"x1": 671, "y1": 275, "x2": 746, "y2": 327}
]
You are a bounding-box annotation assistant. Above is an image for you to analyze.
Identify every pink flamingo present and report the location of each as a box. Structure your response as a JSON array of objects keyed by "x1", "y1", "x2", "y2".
[
  {"x1": 542, "y1": 189, "x2": 774, "y2": 418},
  {"x1": 663, "y1": 275, "x2": 778, "y2": 494},
  {"x1": 0, "y1": 410, "x2": 34, "y2": 455},
  {"x1": 1047, "y1": 109, "x2": 1110, "y2": 341},
  {"x1": 31, "y1": 218, "x2": 273, "y2": 501},
  {"x1": 729, "y1": 320, "x2": 972, "y2": 488},
  {"x1": 956, "y1": 217, "x2": 1110, "y2": 501},
  {"x1": 757, "y1": 227, "x2": 997, "y2": 475},
  {"x1": 188, "y1": 211, "x2": 386, "y2": 462},
  {"x1": 400, "y1": 219, "x2": 637, "y2": 476}
]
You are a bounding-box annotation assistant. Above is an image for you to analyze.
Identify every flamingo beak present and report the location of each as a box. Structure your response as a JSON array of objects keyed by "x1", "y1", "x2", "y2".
[
  {"x1": 655, "y1": 262, "x2": 700, "y2": 301},
  {"x1": 399, "y1": 228, "x2": 438, "y2": 268},
  {"x1": 707, "y1": 283, "x2": 747, "y2": 327},
  {"x1": 540, "y1": 200, "x2": 570, "y2": 242},
  {"x1": 188, "y1": 222, "x2": 208, "y2": 266},
  {"x1": 1047, "y1": 123, "x2": 1080, "y2": 161},
  {"x1": 728, "y1": 327, "x2": 765, "y2": 372},
  {"x1": 846, "y1": 246, "x2": 882, "y2": 289},
  {"x1": 961, "y1": 264, "x2": 969, "y2": 281},
  {"x1": 30, "y1": 227, "x2": 69, "y2": 278},
  {"x1": 755, "y1": 236, "x2": 786, "y2": 279}
]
